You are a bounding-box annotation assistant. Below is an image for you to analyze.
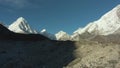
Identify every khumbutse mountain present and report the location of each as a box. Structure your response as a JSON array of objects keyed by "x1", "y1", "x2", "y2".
[{"x1": 0, "y1": 5, "x2": 120, "y2": 68}]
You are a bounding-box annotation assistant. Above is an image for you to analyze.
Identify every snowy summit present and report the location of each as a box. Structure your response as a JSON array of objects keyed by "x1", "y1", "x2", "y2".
[
  {"x1": 55, "y1": 31, "x2": 71, "y2": 40},
  {"x1": 8, "y1": 17, "x2": 37, "y2": 34}
]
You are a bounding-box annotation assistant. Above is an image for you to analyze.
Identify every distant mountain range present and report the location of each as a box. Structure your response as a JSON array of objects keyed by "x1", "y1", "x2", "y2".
[{"x1": 3, "y1": 5, "x2": 120, "y2": 40}]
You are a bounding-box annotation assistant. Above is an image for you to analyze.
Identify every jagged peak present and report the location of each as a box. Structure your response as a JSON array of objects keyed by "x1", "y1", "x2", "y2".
[
  {"x1": 15, "y1": 17, "x2": 27, "y2": 24},
  {"x1": 9, "y1": 17, "x2": 28, "y2": 29},
  {"x1": 8, "y1": 17, "x2": 36, "y2": 34}
]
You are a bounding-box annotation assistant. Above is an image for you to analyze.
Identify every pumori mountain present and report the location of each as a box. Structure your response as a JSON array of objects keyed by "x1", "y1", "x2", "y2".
[
  {"x1": 40, "y1": 29, "x2": 56, "y2": 40},
  {"x1": 55, "y1": 31, "x2": 71, "y2": 41},
  {"x1": 8, "y1": 17, "x2": 56, "y2": 40},
  {"x1": 8, "y1": 17, "x2": 37, "y2": 34},
  {"x1": 74, "y1": 5, "x2": 120, "y2": 36}
]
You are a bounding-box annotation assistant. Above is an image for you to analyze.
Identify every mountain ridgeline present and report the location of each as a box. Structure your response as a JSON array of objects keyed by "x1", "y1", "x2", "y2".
[{"x1": 7, "y1": 5, "x2": 120, "y2": 41}]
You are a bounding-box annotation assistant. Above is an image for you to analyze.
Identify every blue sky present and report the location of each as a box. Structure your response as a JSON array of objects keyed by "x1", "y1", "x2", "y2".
[{"x1": 0, "y1": 0, "x2": 120, "y2": 34}]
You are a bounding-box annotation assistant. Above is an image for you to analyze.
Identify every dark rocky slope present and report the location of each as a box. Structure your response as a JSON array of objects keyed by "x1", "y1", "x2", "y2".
[{"x1": 0, "y1": 24, "x2": 76, "y2": 68}]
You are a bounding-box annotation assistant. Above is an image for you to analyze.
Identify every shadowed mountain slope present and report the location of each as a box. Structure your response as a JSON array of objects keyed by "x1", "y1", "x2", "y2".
[{"x1": 0, "y1": 24, "x2": 50, "y2": 41}]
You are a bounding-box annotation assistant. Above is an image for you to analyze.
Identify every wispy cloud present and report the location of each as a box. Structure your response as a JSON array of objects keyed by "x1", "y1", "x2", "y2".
[{"x1": 0, "y1": 0, "x2": 30, "y2": 9}]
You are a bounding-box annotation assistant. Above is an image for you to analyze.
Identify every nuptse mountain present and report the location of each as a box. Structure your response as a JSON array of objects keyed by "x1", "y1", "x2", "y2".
[{"x1": 0, "y1": 4, "x2": 120, "y2": 68}]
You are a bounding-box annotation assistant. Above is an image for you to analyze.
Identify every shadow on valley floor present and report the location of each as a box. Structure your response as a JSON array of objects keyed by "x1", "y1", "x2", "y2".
[
  {"x1": 0, "y1": 40, "x2": 76, "y2": 68},
  {"x1": 0, "y1": 24, "x2": 76, "y2": 68}
]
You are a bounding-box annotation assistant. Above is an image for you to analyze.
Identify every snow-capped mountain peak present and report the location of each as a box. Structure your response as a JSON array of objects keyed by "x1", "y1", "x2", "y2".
[
  {"x1": 55, "y1": 31, "x2": 71, "y2": 40},
  {"x1": 55, "y1": 31, "x2": 67, "y2": 38},
  {"x1": 8, "y1": 17, "x2": 37, "y2": 34},
  {"x1": 40, "y1": 29, "x2": 56, "y2": 40},
  {"x1": 74, "y1": 5, "x2": 120, "y2": 35}
]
